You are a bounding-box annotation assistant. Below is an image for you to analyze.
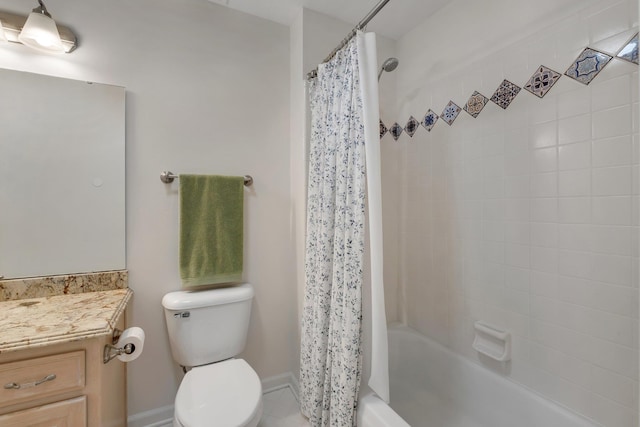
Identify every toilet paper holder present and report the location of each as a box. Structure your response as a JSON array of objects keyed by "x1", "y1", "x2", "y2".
[{"x1": 103, "y1": 328, "x2": 135, "y2": 364}]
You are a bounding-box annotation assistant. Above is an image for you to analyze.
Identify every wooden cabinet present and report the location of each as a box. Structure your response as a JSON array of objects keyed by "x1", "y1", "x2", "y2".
[
  {"x1": 0, "y1": 316, "x2": 126, "y2": 426},
  {"x1": 0, "y1": 396, "x2": 86, "y2": 427}
]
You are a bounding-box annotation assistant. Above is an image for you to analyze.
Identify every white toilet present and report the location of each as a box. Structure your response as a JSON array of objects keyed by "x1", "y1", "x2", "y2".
[{"x1": 162, "y1": 283, "x2": 263, "y2": 427}]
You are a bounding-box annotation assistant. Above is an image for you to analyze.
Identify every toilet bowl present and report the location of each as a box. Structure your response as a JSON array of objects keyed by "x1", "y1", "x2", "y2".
[
  {"x1": 173, "y1": 359, "x2": 263, "y2": 427},
  {"x1": 162, "y1": 284, "x2": 263, "y2": 427}
]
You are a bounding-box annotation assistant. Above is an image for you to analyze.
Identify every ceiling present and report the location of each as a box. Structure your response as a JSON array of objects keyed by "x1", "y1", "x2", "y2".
[{"x1": 206, "y1": 0, "x2": 452, "y2": 40}]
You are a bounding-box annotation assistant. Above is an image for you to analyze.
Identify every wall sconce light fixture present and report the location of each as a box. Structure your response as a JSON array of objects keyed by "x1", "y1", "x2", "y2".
[{"x1": 0, "y1": 0, "x2": 76, "y2": 53}]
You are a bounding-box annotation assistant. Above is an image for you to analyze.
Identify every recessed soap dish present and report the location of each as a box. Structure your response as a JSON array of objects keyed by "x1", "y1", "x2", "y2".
[{"x1": 472, "y1": 321, "x2": 511, "y2": 362}]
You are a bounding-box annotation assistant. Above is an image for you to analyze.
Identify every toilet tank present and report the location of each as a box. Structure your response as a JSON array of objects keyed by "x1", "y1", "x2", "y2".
[{"x1": 162, "y1": 283, "x2": 254, "y2": 367}]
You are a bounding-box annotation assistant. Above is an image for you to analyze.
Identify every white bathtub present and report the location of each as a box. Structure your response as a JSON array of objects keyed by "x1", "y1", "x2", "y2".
[{"x1": 381, "y1": 324, "x2": 599, "y2": 427}]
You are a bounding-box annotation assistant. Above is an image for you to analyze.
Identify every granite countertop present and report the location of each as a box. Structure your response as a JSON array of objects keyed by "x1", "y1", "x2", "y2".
[{"x1": 0, "y1": 288, "x2": 132, "y2": 354}]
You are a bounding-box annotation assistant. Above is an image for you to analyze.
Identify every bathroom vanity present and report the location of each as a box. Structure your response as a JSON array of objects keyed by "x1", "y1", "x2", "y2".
[{"x1": 0, "y1": 273, "x2": 131, "y2": 426}]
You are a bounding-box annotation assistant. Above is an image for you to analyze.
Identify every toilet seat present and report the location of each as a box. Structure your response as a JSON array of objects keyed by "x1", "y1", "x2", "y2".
[{"x1": 175, "y1": 358, "x2": 263, "y2": 427}]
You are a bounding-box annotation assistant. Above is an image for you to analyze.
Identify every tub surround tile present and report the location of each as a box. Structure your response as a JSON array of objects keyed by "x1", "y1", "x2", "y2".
[
  {"x1": 441, "y1": 101, "x2": 462, "y2": 125},
  {"x1": 565, "y1": 48, "x2": 613, "y2": 85},
  {"x1": 380, "y1": 120, "x2": 388, "y2": 138},
  {"x1": 404, "y1": 116, "x2": 420, "y2": 137},
  {"x1": 0, "y1": 270, "x2": 128, "y2": 302},
  {"x1": 0, "y1": 288, "x2": 132, "y2": 353},
  {"x1": 422, "y1": 109, "x2": 439, "y2": 131},
  {"x1": 463, "y1": 91, "x2": 489, "y2": 118},
  {"x1": 617, "y1": 33, "x2": 639, "y2": 64},
  {"x1": 390, "y1": 122, "x2": 403, "y2": 140},
  {"x1": 490, "y1": 79, "x2": 521, "y2": 109},
  {"x1": 524, "y1": 65, "x2": 562, "y2": 98}
]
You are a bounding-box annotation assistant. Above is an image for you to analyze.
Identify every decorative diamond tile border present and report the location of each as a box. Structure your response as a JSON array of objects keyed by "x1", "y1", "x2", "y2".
[
  {"x1": 421, "y1": 109, "x2": 439, "y2": 131},
  {"x1": 380, "y1": 120, "x2": 388, "y2": 139},
  {"x1": 490, "y1": 79, "x2": 521, "y2": 109},
  {"x1": 524, "y1": 65, "x2": 562, "y2": 98},
  {"x1": 379, "y1": 36, "x2": 634, "y2": 140},
  {"x1": 617, "y1": 33, "x2": 639, "y2": 64},
  {"x1": 564, "y1": 48, "x2": 612, "y2": 85},
  {"x1": 463, "y1": 91, "x2": 489, "y2": 118},
  {"x1": 404, "y1": 116, "x2": 419, "y2": 137},
  {"x1": 389, "y1": 122, "x2": 403, "y2": 140},
  {"x1": 441, "y1": 101, "x2": 462, "y2": 125}
]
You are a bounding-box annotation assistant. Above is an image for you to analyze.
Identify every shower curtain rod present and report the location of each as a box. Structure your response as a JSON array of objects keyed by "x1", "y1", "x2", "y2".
[{"x1": 305, "y1": 0, "x2": 392, "y2": 80}]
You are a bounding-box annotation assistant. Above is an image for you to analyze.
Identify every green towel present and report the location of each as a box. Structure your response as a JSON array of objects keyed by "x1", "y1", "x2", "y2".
[{"x1": 180, "y1": 175, "x2": 244, "y2": 287}]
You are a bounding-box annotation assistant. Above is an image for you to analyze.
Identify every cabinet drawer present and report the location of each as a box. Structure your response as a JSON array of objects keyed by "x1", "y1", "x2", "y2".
[
  {"x1": 0, "y1": 396, "x2": 86, "y2": 426},
  {"x1": 0, "y1": 351, "x2": 85, "y2": 409}
]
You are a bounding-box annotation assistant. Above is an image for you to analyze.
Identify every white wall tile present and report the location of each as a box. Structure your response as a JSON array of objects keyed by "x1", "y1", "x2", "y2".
[
  {"x1": 531, "y1": 172, "x2": 558, "y2": 197},
  {"x1": 558, "y1": 113, "x2": 592, "y2": 145},
  {"x1": 590, "y1": 253, "x2": 632, "y2": 286},
  {"x1": 529, "y1": 120, "x2": 557, "y2": 149},
  {"x1": 559, "y1": 142, "x2": 591, "y2": 170},
  {"x1": 559, "y1": 250, "x2": 592, "y2": 279},
  {"x1": 504, "y1": 198, "x2": 530, "y2": 221},
  {"x1": 505, "y1": 221, "x2": 530, "y2": 244},
  {"x1": 588, "y1": 392, "x2": 636, "y2": 427},
  {"x1": 505, "y1": 175, "x2": 530, "y2": 198},
  {"x1": 531, "y1": 246, "x2": 559, "y2": 273},
  {"x1": 504, "y1": 266, "x2": 530, "y2": 293},
  {"x1": 557, "y1": 87, "x2": 591, "y2": 119},
  {"x1": 592, "y1": 135, "x2": 633, "y2": 167},
  {"x1": 559, "y1": 197, "x2": 591, "y2": 224},
  {"x1": 531, "y1": 222, "x2": 558, "y2": 248},
  {"x1": 592, "y1": 196, "x2": 632, "y2": 225},
  {"x1": 531, "y1": 198, "x2": 558, "y2": 222},
  {"x1": 531, "y1": 147, "x2": 558, "y2": 173},
  {"x1": 504, "y1": 151, "x2": 530, "y2": 176},
  {"x1": 591, "y1": 74, "x2": 631, "y2": 111},
  {"x1": 559, "y1": 169, "x2": 591, "y2": 196},
  {"x1": 590, "y1": 225, "x2": 632, "y2": 255},
  {"x1": 393, "y1": 0, "x2": 638, "y2": 422},
  {"x1": 559, "y1": 224, "x2": 591, "y2": 251},
  {"x1": 593, "y1": 105, "x2": 632, "y2": 140},
  {"x1": 531, "y1": 270, "x2": 558, "y2": 298},
  {"x1": 588, "y1": 1, "x2": 632, "y2": 43},
  {"x1": 592, "y1": 166, "x2": 632, "y2": 196},
  {"x1": 505, "y1": 243, "x2": 530, "y2": 268},
  {"x1": 482, "y1": 220, "x2": 504, "y2": 242}
]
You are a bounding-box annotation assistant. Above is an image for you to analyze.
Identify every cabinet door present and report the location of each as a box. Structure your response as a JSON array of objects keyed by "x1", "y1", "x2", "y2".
[{"x1": 0, "y1": 396, "x2": 86, "y2": 427}]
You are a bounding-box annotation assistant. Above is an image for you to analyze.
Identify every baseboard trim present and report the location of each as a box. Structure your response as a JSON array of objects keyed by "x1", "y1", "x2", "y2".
[
  {"x1": 127, "y1": 372, "x2": 300, "y2": 427},
  {"x1": 127, "y1": 404, "x2": 174, "y2": 427}
]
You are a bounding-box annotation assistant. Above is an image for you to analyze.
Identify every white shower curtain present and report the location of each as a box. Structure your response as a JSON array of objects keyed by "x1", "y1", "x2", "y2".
[{"x1": 300, "y1": 31, "x2": 388, "y2": 427}]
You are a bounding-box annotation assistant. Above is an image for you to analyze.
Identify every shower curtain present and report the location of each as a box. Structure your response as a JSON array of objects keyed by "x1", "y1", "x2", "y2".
[{"x1": 300, "y1": 31, "x2": 388, "y2": 427}]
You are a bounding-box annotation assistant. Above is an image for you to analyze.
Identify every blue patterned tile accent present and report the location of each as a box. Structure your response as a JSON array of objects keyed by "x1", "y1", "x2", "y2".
[
  {"x1": 617, "y1": 33, "x2": 639, "y2": 64},
  {"x1": 380, "y1": 120, "x2": 388, "y2": 139},
  {"x1": 490, "y1": 80, "x2": 521, "y2": 109},
  {"x1": 564, "y1": 48, "x2": 612, "y2": 85},
  {"x1": 524, "y1": 65, "x2": 561, "y2": 98},
  {"x1": 440, "y1": 101, "x2": 462, "y2": 126},
  {"x1": 389, "y1": 122, "x2": 403, "y2": 141},
  {"x1": 404, "y1": 116, "x2": 420, "y2": 137},
  {"x1": 421, "y1": 109, "x2": 439, "y2": 132},
  {"x1": 463, "y1": 91, "x2": 489, "y2": 118}
]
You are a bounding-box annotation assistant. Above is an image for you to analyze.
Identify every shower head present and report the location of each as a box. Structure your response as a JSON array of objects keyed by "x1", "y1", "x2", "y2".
[{"x1": 378, "y1": 57, "x2": 399, "y2": 81}]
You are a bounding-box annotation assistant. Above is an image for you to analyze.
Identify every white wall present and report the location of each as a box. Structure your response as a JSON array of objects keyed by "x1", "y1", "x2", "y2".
[
  {"x1": 0, "y1": 0, "x2": 296, "y2": 419},
  {"x1": 390, "y1": 0, "x2": 639, "y2": 425}
]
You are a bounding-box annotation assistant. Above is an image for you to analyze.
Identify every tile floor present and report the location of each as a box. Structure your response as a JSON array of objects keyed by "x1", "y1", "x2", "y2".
[{"x1": 258, "y1": 387, "x2": 311, "y2": 427}]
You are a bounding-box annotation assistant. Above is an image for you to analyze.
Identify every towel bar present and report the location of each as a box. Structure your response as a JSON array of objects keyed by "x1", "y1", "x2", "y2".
[{"x1": 160, "y1": 171, "x2": 253, "y2": 186}]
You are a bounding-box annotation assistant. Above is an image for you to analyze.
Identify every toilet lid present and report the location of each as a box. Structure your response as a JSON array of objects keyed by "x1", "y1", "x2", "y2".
[{"x1": 175, "y1": 359, "x2": 262, "y2": 427}]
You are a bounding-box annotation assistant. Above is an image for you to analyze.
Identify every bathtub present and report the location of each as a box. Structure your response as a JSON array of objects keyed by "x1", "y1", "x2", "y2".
[{"x1": 377, "y1": 324, "x2": 599, "y2": 427}]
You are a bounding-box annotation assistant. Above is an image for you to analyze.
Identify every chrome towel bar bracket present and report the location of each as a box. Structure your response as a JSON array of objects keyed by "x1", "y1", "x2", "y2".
[{"x1": 160, "y1": 171, "x2": 253, "y2": 187}]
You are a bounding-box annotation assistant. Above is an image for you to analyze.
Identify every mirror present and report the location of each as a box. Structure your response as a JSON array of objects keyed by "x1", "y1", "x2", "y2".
[{"x1": 0, "y1": 69, "x2": 125, "y2": 279}]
